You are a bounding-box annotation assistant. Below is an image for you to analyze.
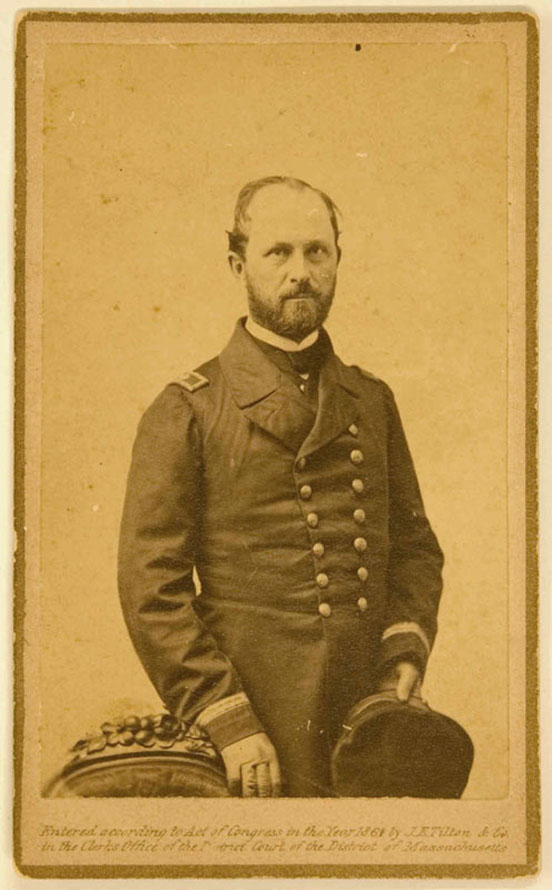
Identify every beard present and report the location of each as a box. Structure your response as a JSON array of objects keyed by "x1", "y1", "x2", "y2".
[{"x1": 246, "y1": 277, "x2": 335, "y2": 342}]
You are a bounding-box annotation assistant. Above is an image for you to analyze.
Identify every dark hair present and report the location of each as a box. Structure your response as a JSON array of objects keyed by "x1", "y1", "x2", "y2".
[{"x1": 227, "y1": 176, "x2": 341, "y2": 260}]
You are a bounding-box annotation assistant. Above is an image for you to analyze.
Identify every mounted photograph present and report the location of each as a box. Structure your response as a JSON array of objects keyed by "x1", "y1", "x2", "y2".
[{"x1": 14, "y1": 10, "x2": 539, "y2": 879}]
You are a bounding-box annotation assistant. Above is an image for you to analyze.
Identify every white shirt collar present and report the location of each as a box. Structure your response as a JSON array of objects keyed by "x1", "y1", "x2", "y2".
[{"x1": 245, "y1": 317, "x2": 319, "y2": 352}]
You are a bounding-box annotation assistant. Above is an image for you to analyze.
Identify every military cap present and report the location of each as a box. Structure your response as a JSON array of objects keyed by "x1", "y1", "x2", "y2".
[
  {"x1": 44, "y1": 712, "x2": 228, "y2": 798},
  {"x1": 331, "y1": 691, "x2": 474, "y2": 798}
]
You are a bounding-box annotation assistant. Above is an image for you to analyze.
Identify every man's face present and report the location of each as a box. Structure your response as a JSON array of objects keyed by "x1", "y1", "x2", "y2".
[{"x1": 231, "y1": 185, "x2": 339, "y2": 341}]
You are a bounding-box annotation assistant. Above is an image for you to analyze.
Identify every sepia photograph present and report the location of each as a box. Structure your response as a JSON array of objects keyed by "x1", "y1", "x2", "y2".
[{"x1": 14, "y1": 10, "x2": 538, "y2": 878}]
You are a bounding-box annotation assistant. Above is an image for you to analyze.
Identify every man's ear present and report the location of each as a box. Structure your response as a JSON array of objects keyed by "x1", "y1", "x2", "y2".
[{"x1": 228, "y1": 251, "x2": 245, "y2": 281}]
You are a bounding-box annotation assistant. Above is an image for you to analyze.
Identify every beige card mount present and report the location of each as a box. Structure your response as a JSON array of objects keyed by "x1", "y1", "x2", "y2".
[{"x1": 14, "y1": 11, "x2": 539, "y2": 879}]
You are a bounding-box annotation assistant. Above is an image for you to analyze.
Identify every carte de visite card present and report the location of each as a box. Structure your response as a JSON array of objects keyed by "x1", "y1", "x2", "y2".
[{"x1": 14, "y1": 11, "x2": 539, "y2": 879}]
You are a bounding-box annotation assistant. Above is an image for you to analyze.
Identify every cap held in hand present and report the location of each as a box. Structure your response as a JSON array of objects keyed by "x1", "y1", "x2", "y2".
[{"x1": 331, "y1": 692, "x2": 474, "y2": 798}]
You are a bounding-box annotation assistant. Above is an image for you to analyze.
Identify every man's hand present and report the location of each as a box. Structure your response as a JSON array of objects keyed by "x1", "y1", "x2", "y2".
[
  {"x1": 377, "y1": 660, "x2": 421, "y2": 702},
  {"x1": 220, "y1": 732, "x2": 282, "y2": 797}
]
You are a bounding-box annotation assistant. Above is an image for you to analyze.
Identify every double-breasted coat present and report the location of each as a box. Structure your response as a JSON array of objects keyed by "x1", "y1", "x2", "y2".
[{"x1": 118, "y1": 319, "x2": 443, "y2": 796}]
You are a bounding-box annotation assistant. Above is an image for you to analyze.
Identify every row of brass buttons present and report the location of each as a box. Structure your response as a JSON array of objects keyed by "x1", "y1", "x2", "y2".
[
  {"x1": 297, "y1": 424, "x2": 367, "y2": 618},
  {"x1": 351, "y1": 437, "x2": 367, "y2": 613},
  {"x1": 351, "y1": 431, "x2": 367, "y2": 612},
  {"x1": 349, "y1": 429, "x2": 368, "y2": 613}
]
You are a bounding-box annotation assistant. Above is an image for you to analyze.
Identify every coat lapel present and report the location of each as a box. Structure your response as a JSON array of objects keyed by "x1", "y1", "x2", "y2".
[
  {"x1": 219, "y1": 321, "x2": 316, "y2": 453},
  {"x1": 297, "y1": 355, "x2": 360, "y2": 459},
  {"x1": 219, "y1": 320, "x2": 362, "y2": 457}
]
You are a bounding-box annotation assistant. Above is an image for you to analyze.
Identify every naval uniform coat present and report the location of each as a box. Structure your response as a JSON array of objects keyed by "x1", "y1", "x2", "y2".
[{"x1": 118, "y1": 319, "x2": 444, "y2": 796}]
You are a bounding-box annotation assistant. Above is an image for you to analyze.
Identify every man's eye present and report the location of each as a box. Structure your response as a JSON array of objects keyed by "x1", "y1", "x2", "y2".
[
  {"x1": 308, "y1": 245, "x2": 327, "y2": 258},
  {"x1": 267, "y1": 247, "x2": 289, "y2": 258}
]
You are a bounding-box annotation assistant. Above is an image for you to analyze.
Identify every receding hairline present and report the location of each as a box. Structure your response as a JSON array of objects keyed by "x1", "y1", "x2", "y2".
[
  {"x1": 240, "y1": 181, "x2": 333, "y2": 229},
  {"x1": 228, "y1": 176, "x2": 342, "y2": 259}
]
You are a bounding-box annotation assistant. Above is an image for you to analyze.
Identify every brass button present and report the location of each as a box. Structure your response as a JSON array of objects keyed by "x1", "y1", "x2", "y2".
[
  {"x1": 312, "y1": 542, "x2": 325, "y2": 558},
  {"x1": 318, "y1": 602, "x2": 331, "y2": 618},
  {"x1": 316, "y1": 572, "x2": 329, "y2": 588},
  {"x1": 351, "y1": 478, "x2": 365, "y2": 494},
  {"x1": 300, "y1": 484, "x2": 312, "y2": 500},
  {"x1": 299, "y1": 383, "x2": 306, "y2": 392},
  {"x1": 348, "y1": 423, "x2": 359, "y2": 436},
  {"x1": 357, "y1": 566, "x2": 368, "y2": 582},
  {"x1": 297, "y1": 457, "x2": 307, "y2": 471},
  {"x1": 307, "y1": 512, "x2": 319, "y2": 528},
  {"x1": 350, "y1": 449, "x2": 364, "y2": 466},
  {"x1": 353, "y1": 508, "x2": 366, "y2": 524},
  {"x1": 354, "y1": 537, "x2": 368, "y2": 553},
  {"x1": 357, "y1": 596, "x2": 368, "y2": 612}
]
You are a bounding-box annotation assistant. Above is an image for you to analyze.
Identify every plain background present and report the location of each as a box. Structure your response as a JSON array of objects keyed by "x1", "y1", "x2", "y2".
[{"x1": 2, "y1": 1, "x2": 551, "y2": 887}]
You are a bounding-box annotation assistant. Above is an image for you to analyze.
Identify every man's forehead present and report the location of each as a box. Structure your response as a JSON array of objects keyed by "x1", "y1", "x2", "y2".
[{"x1": 245, "y1": 185, "x2": 334, "y2": 240}]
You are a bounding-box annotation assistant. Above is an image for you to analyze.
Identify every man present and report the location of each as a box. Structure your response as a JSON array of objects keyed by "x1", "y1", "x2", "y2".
[{"x1": 118, "y1": 175, "x2": 444, "y2": 798}]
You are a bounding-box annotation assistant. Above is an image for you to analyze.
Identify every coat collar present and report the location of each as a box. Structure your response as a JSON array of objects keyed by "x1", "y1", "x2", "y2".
[{"x1": 219, "y1": 319, "x2": 361, "y2": 456}]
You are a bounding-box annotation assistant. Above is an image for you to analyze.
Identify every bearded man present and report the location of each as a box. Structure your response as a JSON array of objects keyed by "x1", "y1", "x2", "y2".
[{"x1": 118, "y1": 175, "x2": 444, "y2": 798}]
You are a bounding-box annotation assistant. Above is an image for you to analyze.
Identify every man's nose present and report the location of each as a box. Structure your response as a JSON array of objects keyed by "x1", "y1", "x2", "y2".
[{"x1": 287, "y1": 250, "x2": 311, "y2": 283}]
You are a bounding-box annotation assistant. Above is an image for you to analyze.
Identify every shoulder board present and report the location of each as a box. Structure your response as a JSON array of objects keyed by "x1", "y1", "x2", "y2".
[{"x1": 173, "y1": 370, "x2": 210, "y2": 393}]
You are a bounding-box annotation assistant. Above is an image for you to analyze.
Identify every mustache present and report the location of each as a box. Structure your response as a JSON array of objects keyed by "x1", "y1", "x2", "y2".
[{"x1": 281, "y1": 282, "x2": 322, "y2": 300}]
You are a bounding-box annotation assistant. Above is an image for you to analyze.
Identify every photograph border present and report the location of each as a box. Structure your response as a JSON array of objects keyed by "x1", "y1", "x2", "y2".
[{"x1": 13, "y1": 9, "x2": 540, "y2": 878}]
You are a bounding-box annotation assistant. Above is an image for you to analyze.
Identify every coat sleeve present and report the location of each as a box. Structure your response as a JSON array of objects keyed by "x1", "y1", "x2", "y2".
[
  {"x1": 118, "y1": 384, "x2": 264, "y2": 749},
  {"x1": 377, "y1": 384, "x2": 444, "y2": 676}
]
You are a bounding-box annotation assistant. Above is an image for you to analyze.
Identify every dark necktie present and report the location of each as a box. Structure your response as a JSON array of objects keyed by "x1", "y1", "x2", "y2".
[
  {"x1": 286, "y1": 339, "x2": 325, "y2": 376},
  {"x1": 284, "y1": 338, "x2": 328, "y2": 412},
  {"x1": 248, "y1": 328, "x2": 331, "y2": 411}
]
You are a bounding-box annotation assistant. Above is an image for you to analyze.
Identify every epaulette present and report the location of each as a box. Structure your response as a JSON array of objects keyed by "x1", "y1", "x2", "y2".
[{"x1": 173, "y1": 370, "x2": 210, "y2": 393}]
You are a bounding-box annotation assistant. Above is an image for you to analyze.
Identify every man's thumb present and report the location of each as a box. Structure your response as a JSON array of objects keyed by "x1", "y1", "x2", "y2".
[{"x1": 396, "y1": 663, "x2": 417, "y2": 701}]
